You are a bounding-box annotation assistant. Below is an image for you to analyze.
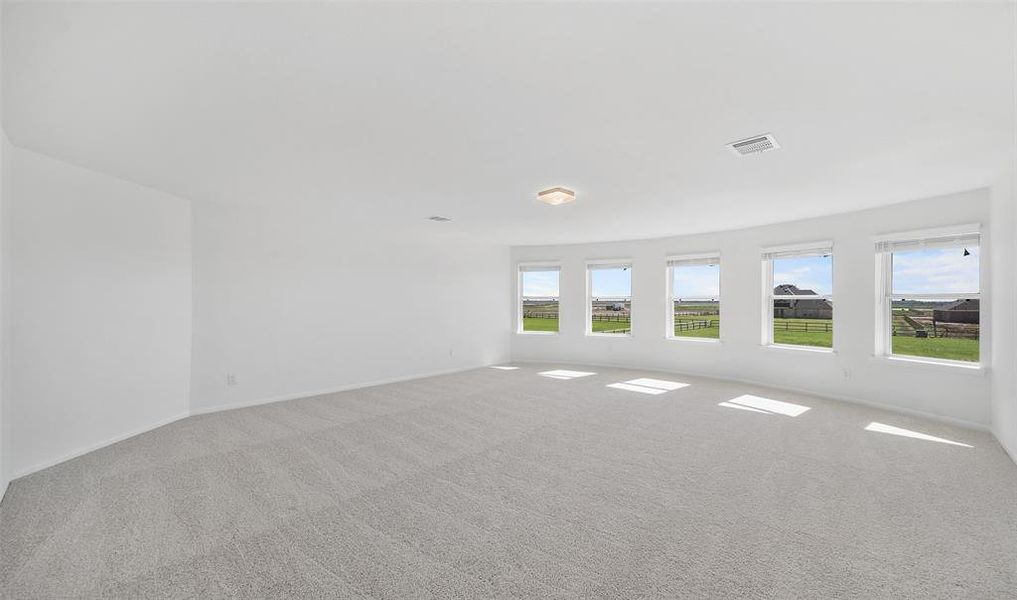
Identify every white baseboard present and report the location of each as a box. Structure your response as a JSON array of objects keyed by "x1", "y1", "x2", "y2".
[
  {"x1": 189, "y1": 363, "x2": 491, "y2": 416},
  {"x1": 9, "y1": 410, "x2": 191, "y2": 482},
  {"x1": 511, "y1": 357, "x2": 991, "y2": 432}
]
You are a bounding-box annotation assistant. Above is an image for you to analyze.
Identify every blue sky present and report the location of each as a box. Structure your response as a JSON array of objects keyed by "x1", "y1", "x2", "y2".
[
  {"x1": 591, "y1": 267, "x2": 631, "y2": 298},
  {"x1": 892, "y1": 246, "x2": 979, "y2": 295},
  {"x1": 522, "y1": 268, "x2": 633, "y2": 298},
  {"x1": 521, "y1": 246, "x2": 978, "y2": 299},
  {"x1": 672, "y1": 264, "x2": 719, "y2": 299},
  {"x1": 521, "y1": 270, "x2": 559, "y2": 298},
  {"x1": 773, "y1": 255, "x2": 833, "y2": 295}
]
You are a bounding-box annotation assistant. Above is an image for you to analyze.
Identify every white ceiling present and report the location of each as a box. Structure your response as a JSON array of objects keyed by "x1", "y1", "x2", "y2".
[{"x1": 3, "y1": 2, "x2": 1015, "y2": 245}]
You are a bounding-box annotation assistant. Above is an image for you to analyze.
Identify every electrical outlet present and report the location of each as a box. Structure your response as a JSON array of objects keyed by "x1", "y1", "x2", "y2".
[
  {"x1": 226, "y1": 373, "x2": 237, "y2": 386},
  {"x1": 843, "y1": 368, "x2": 852, "y2": 379}
]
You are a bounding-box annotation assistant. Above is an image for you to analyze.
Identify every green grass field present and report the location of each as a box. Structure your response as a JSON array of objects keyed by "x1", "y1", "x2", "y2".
[
  {"x1": 673, "y1": 316, "x2": 719, "y2": 339},
  {"x1": 522, "y1": 317, "x2": 559, "y2": 332},
  {"x1": 772, "y1": 317, "x2": 833, "y2": 348},
  {"x1": 522, "y1": 317, "x2": 630, "y2": 333},
  {"x1": 524, "y1": 315, "x2": 979, "y2": 361},
  {"x1": 893, "y1": 336, "x2": 979, "y2": 362},
  {"x1": 522, "y1": 317, "x2": 631, "y2": 334},
  {"x1": 592, "y1": 320, "x2": 631, "y2": 333}
]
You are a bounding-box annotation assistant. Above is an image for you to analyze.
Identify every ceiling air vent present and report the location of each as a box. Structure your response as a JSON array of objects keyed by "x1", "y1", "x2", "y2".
[
  {"x1": 726, "y1": 133, "x2": 780, "y2": 156},
  {"x1": 427, "y1": 215, "x2": 452, "y2": 222}
]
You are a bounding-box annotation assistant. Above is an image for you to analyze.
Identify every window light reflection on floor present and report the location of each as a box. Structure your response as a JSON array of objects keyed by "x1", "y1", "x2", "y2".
[
  {"x1": 717, "y1": 401, "x2": 772, "y2": 414},
  {"x1": 625, "y1": 378, "x2": 689, "y2": 391},
  {"x1": 607, "y1": 378, "x2": 689, "y2": 395},
  {"x1": 719, "y1": 394, "x2": 811, "y2": 417},
  {"x1": 490, "y1": 366, "x2": 520, "y2": 370},
  {"x1": 607, "y1": 382, "x2": 668, "y2": 395},
  {"x1": 864, "y1": 422, "x2": 972, "y2": 448},
  {"x1": 538, "y1": 369, "x2": 597, "y2": 380}
]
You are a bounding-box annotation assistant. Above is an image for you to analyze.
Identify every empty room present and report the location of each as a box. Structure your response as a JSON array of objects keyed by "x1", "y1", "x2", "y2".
[{"x1": 1, "y1": 1, "x2": 1016, "y2": 598}]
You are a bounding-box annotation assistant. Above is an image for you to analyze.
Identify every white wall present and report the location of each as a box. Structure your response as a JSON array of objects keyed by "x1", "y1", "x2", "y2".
[
  {"x1": 7, "y1": 147, "x2": 192, "y2": 478},
  {"x1": 512, "y1": 190, "x2": 993, "y2": 428},
  {"x1": 990, "y1": 177, "x2": 1017, "y2": 459},
  {"x1": 0, "y1": 151, "x2": 511, "y2": 485},
  {"x1": 189, "y1": 201, "x2": 511, "y2": 413},
  {"x1": 0, "y1": 135, "x2": 8, "y2": 496},
  {"x1": 1, "y1": 2, "x2": 9, "y2": 495}
]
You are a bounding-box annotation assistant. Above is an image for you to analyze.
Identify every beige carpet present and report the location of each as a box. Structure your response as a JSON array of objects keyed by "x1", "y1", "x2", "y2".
[{"x1": 1, "y1": 364, "x2": 1015, "y2": 599}]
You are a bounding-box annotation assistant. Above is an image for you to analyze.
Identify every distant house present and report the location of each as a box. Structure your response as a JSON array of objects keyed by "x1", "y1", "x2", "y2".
[
  {"x1": 773, "y1": 284, "x2": 832, "y2": 319},
  {"x1": 933, "y1": 299, "x2": 979, "y2": 324}
]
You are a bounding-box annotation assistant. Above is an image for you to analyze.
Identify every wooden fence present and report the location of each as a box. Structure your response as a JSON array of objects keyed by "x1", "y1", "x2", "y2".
[
  {"x1": 526, "y1": 312, "x2": 975, "y2": 340},
  {"x1": 523, "y1": 312, "x2": 559, "y2": 320},
  {"x1": 774, "y1": 321, "x2": 832, "y2": 333},
  {"x1": 591, "y1": 314, "x2": 631, "y2": 323},
  {"x1": 891, "y1": 325, "x2": 979, "y2": 339},
  {"x1": 675, "y1": 319, "x2": 718, "y2": 332}
]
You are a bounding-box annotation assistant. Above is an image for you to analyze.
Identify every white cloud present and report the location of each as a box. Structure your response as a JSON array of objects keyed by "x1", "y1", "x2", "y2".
[
  {"x1": 674, "y1": 265, "x2": 719, "y2": 298},
  {"x1": 893, "y1": 247, "x2": 979, "y2": 294},
  {"x1": 772, "y1": 256, "x2": 833, "y2": 295},
  {"x1": 521, "y1": 271, "x2": 560, "y2": 298}
]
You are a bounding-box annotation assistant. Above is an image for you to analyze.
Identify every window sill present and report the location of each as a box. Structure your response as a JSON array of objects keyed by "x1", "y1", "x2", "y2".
[
  {"x1": 586, "y1": 332, "x2": 633, "y2": 338},
  {"x1": 872, "y1": 355, "x2": 986, "y2": 375},
  {"x1": 516, "y1": 331, "x2": 559, "y2": 336},
  {"x1": 667, "y1": 336, "x2": 722, "y2": 344},
  {"x1": 763, "y1": 343, "x2": 836, "y2": 355}
]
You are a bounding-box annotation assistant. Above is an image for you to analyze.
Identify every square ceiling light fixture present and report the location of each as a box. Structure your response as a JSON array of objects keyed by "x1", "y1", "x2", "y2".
[{"x1": 537, "y1": 186, "x2": 576, "y2": 206}]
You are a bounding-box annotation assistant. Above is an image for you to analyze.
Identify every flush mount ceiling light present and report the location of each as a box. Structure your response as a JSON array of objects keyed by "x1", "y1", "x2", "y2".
[
  {"x1": 537, "y1": 186, "x2": 576, "y2": 206},
  {"x1": 726, "y1": 133, "x2": 780, "y2": 156}
]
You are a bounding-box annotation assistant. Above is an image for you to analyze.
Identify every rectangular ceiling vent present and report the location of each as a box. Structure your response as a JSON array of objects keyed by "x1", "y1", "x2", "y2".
[
  {"x1": 727, "y1": 133, "x2": 780, "y2": 156},
  {"x1": 427, "y1": 215, "x2": 452, "y2": 222}
]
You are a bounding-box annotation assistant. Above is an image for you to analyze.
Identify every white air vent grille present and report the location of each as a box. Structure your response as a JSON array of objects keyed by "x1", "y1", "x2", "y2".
[
  {"x1": 427, "y1": 215, "x2": 452, "y2": 222},
  {"x1": 727, "y1": 133, "x2": 780, "y2": 156}
]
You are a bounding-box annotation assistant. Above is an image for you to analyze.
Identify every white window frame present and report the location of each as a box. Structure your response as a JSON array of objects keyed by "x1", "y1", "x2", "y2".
[
  {"x1": 517, "y1": 262, "x2": 561, "y2": 335},
  {"x1": 761, "y1": 241, "x2": 835, "y2": 351},
  {"x1": 586, "y1": 260, "x2": 633, "y2": 337},
  {"x1": 666, "y1": 253, "x2": 721, "y2": 342},
  {"x1": 874, "y1": 224, "x2": 982, "y2": 369}
]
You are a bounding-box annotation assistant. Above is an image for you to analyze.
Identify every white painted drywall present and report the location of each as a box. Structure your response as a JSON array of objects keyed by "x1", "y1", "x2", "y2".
[
  {"x1": 7, "y1": 146, "x2": 192, "y2": 478},
  {"x1": 511, "y1": 190, "x2": 994, "y2": 427},
  {"x1": 189, "y1": 201, "x2": 511, "y2": 413},
  {"x1": 990, "y1": 177, "x2": 1017, "y2": 459},
  {"x1": 1, "y1": 3, "x2": 9, "y2": 496},
  {"x1": 0, "y1": 134, "x2": 8, "y2": 496}
]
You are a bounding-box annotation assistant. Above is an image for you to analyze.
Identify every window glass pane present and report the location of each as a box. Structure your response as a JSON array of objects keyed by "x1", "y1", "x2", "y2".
[
  {"x1": 521, "y1": 270, "x2": 559, "y2": 332},
  {"x1": 672, "y1": 264, "x2": 719, "y2": 339},
  {"x1": 890, "y1": 299, "x2": 979, "y2": 362},
  {"x1": 773, "y1": 299, "x2": 833, "y2": 347},
  {"x1": 891, "y1": 246, "x2": 979, "y2": 296},
  {"x1": 772, "y1": 255, "x2": 832, "y2": 296},
  {"x1": 590, "y1": 267, "x2": 631, "y2": 334},
  {"x1": 770, "y1": 254, "x2": 832, "y2": 347}
]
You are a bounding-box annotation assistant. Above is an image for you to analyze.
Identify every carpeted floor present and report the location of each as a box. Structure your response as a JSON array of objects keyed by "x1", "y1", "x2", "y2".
[{"x1": 1, "y1": 364, "x2": 1016, "y2": 599}]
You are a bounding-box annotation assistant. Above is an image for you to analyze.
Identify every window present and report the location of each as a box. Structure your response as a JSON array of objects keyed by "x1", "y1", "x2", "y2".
[
  {"x1": 762, "y1": 243, "x2": 834, "y2": 349},
  {"x1": 876, "y1": 227, "x2": 980, "y2": 365},
  {"x1": 587, "y1": 262, "x2": 631, "y2": 336},
  {"x1": 667, "y1": 255, "x2": 720, "y2": 340},
  {"x1": 518, "y1": 265, "x2": 560, "y2": 334}
]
